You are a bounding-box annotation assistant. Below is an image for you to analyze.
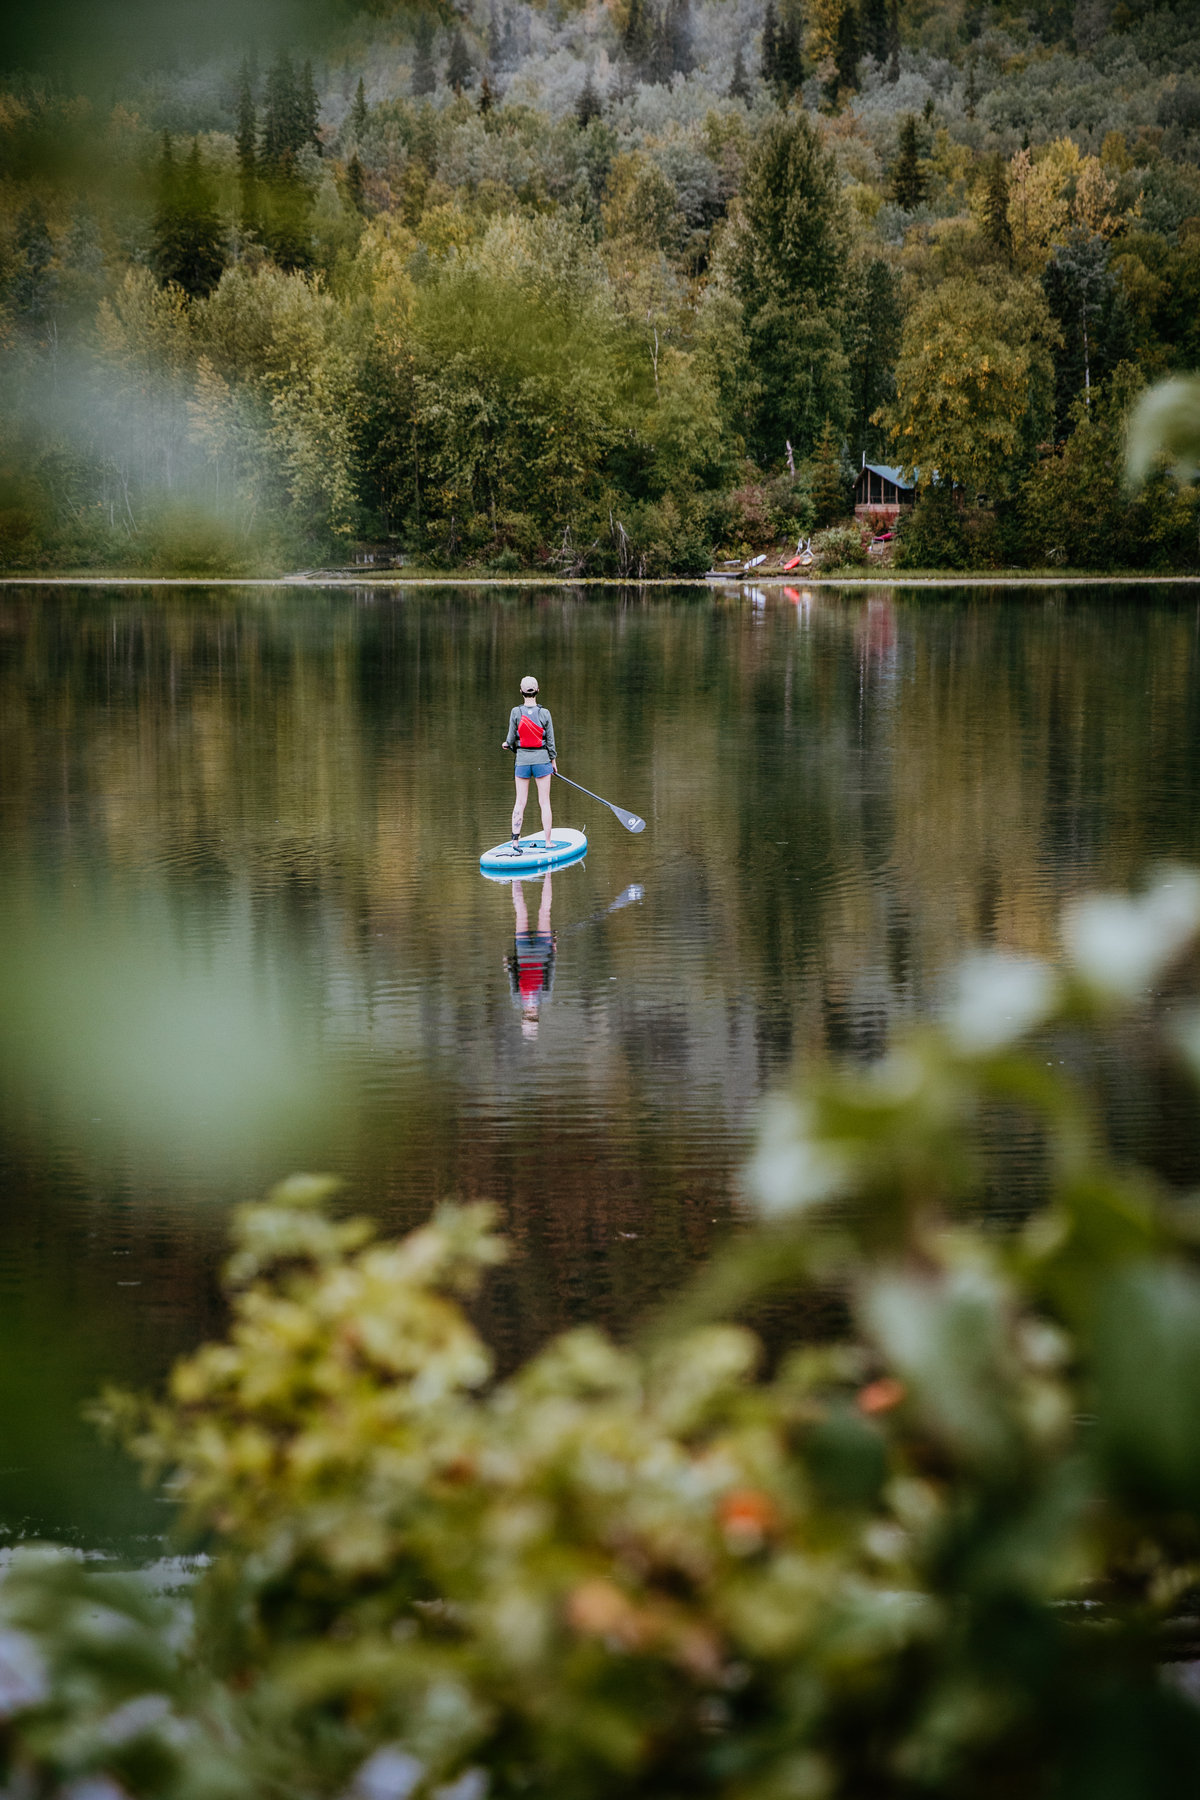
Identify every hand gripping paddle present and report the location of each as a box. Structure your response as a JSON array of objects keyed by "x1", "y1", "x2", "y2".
[{"x1": 554, "y1": 771, "x2": 646, "y2": 834}]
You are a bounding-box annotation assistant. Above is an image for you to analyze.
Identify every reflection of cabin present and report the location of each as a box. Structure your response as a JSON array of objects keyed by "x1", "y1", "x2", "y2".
[{"x1": 854, "y1": 462, "x2": 915, "y2": 521}]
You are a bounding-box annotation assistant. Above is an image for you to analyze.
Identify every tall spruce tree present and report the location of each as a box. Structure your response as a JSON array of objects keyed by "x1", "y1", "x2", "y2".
[
  {"x1": 890, "y1": 116, "x2": 926, "y2": 209},
  {"x1": 152, "y1": 134, "x2": 225, "y2": 297},
  {"x1": 886, "y1": 0, "x2": 900, "y2": 80},
  {"x1": 667, "y1": 0, "x2": 694, "y2": 73},
  {"x1": 576, "y1": 68, "x2": 603, "y2": 125},
  {"x1": 300, "y1": 60, "x2": 321, "y2": 155},
  {"x1": 488, "y1": 1, "x2": 502, "y2": 66},
  {"x1": 478, "y1": 74, "x2": 496, "y2": 114},
  {"x1": 235, "y1": 58, "x2": 258, "y2": 225},
  {"x1": 623, "y1": 0, "x2": 653, "y2": 69},
  {"x1": 774, "y1": 5, "x2": 805, "y2": 97},
  {"x1": 760, "y1": 0, "x2": 779, "y2": 85},
  {"x1": 811, "y1": 419, "x2": 849, "y2": 525},
  {"x1": 727, "y1": 110, "x2": 852, "y2": 462},
  {"x1": 729, "y1": 41, "x2": 751, "y2": 98},
  {"x1": 445, "y1": 27, "x2": 474, "y2": 91},
  {"x1": 262, "y1": 50, "x2": 304, "y2": 174},
  {"x1": 350, "y1": 77, "x2": 368, "y2": 135},
  {"x1": 11, "y1": 202, "x2": 56, "y2": 324},
  {"x1": 982, "y1": 153, "x2": 1013, "y2": 259},
  {"x1": 345, "y1": 151, "x2": 366, "y2": 212},
  {"x1": 412, "y1": 18, "x2": 437, "y2": 96},
  {"x1": 862, "y1": 0, "x2": 889, "y2": 63},
  {"x1": 834, "y1": 1, "x2": 860, "y2": 93},
  {"x1": 647, "y1": 7, "x2": 673, "y2": 83}
]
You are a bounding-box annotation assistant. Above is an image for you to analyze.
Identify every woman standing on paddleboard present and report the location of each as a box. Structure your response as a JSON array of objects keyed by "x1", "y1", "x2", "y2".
[{"x1": 503, "y1": 675, "x2": 557, "y2": 853}]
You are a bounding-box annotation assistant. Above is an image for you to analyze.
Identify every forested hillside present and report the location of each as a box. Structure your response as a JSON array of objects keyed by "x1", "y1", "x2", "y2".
[{"x1": 4, "y1": 0, "x2": 1200, "y2": 573}]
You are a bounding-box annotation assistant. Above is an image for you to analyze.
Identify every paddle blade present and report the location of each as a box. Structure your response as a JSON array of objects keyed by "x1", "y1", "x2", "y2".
[{"x1": 612, "y1": 805, "x2": 646, "y2": 833}]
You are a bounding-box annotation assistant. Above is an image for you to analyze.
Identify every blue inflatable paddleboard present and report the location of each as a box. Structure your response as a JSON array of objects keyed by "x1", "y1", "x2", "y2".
[{"x1": 480, "y1": 827, "x2": 587, "y2": 878}]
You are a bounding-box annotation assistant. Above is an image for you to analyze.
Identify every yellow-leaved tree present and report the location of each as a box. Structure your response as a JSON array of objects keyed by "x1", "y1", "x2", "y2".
[{"x1": 877, "y1": 275, "x2": 1060, "y2": 501}]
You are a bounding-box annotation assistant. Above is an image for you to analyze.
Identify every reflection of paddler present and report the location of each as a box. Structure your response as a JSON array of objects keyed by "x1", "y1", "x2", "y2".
[{"x1": 507, "y1": 871, "x2": 556, "y2": 1039}]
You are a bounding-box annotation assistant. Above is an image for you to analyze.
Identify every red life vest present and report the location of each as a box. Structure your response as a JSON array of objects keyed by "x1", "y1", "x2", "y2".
[{"x1": 517, "y1": 707, "x2": 547, "y2": 750}]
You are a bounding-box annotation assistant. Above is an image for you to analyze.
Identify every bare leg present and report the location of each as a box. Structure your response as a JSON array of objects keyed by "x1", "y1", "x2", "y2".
[
  {"x1": 512, "y1": 879, "x2": 530, "y2": 934},
  {"x1": 535, "y1": 771, "x2": 553, "y2": 848},
  {"x1": 538, "y1": 872, "x2": 552, "y2": 932},
  {"x1": 512, "y1": 774, "x2": 530, "y2": 841}
]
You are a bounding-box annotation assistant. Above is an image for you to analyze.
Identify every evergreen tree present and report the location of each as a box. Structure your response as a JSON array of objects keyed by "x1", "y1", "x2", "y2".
[
  {"x1": 488, "y1": 0, "x2": 502, "y2": 66},
  {"x1": 345, "y1": 151, "x2": 366, "y2": 212},
  {"x1": 11, "y1": 202, "x2": 56, "y2": 323},
  {"x1": 982, "y1": 153, "x2": 1013, "y2": 259},
  {"x1": 1042, "y1": 237, "x2": 1129, "y2": 433},
  {"x1": 729, "y1": 42, "x2": 751, "y2": 99},
  {"x1": 236, "y1": 58, "x2": 257, "y2": 180},
  {"x1": 811, "y1": 419, "x2": 849, "y2": 525},
  {"x1": 862, "y1": 0, "x2": 889, "y2": 63},
  {"x1": 445, "y1": 27, "x2": 474, "y2": 91},
  {"x1": 761, "y1": 0, "x2": 779, "y2": 85},
  {"x1": 152, "y1": 134, "x2": 225, "y2": 298},
  {"x1": 412, "y1": 18, "x2": 437, "y2": 96},
  {"x1": 262, "y1": 50, "x2": 308, "y2": 175},
  {"x1": 478, "y1": 74, "x2": 497, "y2": 115},
  {"x1": 576, "y1": 68, "x2": 603, "y2": 125},
  {"x1": 648, "y1": 7, "x2": 674, "y2": 83},
  {"x1": 843, "y1": 254, "x2": 904, "y2": 460},
  {"x1": 623, "y1": 0, "x2": 653, "y2": 68},
  {"x1": 235, "y1": 58, "x2": 258, "y2": 228},
  {"x1": 499, "y1": 8, "x2": 518, "y2": 69},
  {"x1": 300, "y1": 60, "x2": 321, "y2": 156},
  {"x1": 774, "y1": 6, "x2": 805, "y2": 97},
  {"x1": 729, "y1": 111, "x2": 852, "y2": 460},
  {"x1": 886, "y1": 0, "x2": 900, "y2": 80},
  {"x1": 667, "y1": 0, "x2": 694, "y2": 73},
  {"x1": 350, "y1": 77, "x2": 368, "y2": 135},
  {"x1": 834, "y1": 0, "x2": 860, "y2": 93},
  {"x1": 890, "y1": 116, "x2": 926, "y2": 210},
  {"x1": 965, "y1": 53, "x2": 978, "y2": 119}
]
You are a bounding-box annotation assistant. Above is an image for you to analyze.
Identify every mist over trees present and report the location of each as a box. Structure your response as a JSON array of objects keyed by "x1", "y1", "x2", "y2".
[{"x1": 3, "y1": 0, "x2": 1200, "y2": 573}]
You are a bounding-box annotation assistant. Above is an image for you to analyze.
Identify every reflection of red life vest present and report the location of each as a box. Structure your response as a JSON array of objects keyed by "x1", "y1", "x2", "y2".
[{"x1": 517, "y1": 709, "x2": 547, "y2": 749}]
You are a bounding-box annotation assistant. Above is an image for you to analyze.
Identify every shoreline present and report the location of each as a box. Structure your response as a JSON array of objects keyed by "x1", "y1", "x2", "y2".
[{"x1": 3, "y1": 572, "x2": 1200, "y2": 589}]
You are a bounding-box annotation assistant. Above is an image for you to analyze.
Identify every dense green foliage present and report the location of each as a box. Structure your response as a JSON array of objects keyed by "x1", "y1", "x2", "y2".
[
  {"x1": 5, "y1": 0, "x2": 1200, "y2": 571},
  {"x1": 7, "y1": 872, "x2": 1200, "y2": 1795}
]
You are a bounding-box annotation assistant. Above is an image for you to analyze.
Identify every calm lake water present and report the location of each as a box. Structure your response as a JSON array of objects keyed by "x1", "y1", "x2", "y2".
[{"x1": 3, "y1": 578, "x2": 1200, "y2": 1552}]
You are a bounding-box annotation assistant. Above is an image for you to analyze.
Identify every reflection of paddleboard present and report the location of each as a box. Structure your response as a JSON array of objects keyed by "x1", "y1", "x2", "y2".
[{"x1": 480, "y1": 827, "x2": 587, "y2": 877}]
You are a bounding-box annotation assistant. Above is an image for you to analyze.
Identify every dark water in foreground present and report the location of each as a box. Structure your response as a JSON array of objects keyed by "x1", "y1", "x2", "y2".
[{"x1": 2, "y1": 579, "x2": 1200, "y2": 1552}]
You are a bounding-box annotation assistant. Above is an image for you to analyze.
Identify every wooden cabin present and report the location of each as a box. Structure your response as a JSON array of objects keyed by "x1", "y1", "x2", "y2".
[{"x1": 854, "y1": 462, "x2": 915, "y2": 522}]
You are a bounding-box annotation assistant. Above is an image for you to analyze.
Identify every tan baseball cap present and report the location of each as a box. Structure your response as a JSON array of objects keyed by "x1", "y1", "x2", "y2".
[{"x1": 520, "y1": 675, "x2": 539, "y2": 693}]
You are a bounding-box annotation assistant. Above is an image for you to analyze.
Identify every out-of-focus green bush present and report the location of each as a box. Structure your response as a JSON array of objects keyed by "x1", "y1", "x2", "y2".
[{"x1": 10, "y1": 876, "x2": 1200, "y2": 1798}]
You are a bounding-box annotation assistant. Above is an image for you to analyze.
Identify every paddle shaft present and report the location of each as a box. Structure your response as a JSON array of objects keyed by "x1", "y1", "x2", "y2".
[
  {"x1": 553, "y1": 771, "x2": 645, "y2": 834},
  {"x1": 505, "y1": 747, "x2": 645, "y2": 833}
]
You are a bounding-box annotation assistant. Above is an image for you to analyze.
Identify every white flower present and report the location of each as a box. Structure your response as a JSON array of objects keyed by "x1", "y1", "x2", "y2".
[
  {"x1": 946, "y1": 953, "x2": 1057, "y2": 1054},
  {"x1": 353, "y1": 1748, "x2": 426, "y2": 1800},
  {"x1": 743, "y1": 1098, "x2": 854, "y2": 1218},
  {"x1": 0, "y1": 1626, "x2": 48, "y2": 1718},
  {"x1": 97, "y1": 1693, "x2": 172, "y2": 1746},
  {"x1": 1062, "y1": 871, "x2": 1200, "y2": 1000}
]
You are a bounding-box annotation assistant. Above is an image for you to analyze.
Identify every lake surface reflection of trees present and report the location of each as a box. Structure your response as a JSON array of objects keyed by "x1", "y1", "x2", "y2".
[{"x1": 2, "y1": 580, "x2": 1200, "y2": 1547}]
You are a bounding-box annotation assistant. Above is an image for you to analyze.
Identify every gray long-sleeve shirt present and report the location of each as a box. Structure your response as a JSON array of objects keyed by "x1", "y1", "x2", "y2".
[{"x1": 505, "y1": 704, "x2": 556, "y2": 772}]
